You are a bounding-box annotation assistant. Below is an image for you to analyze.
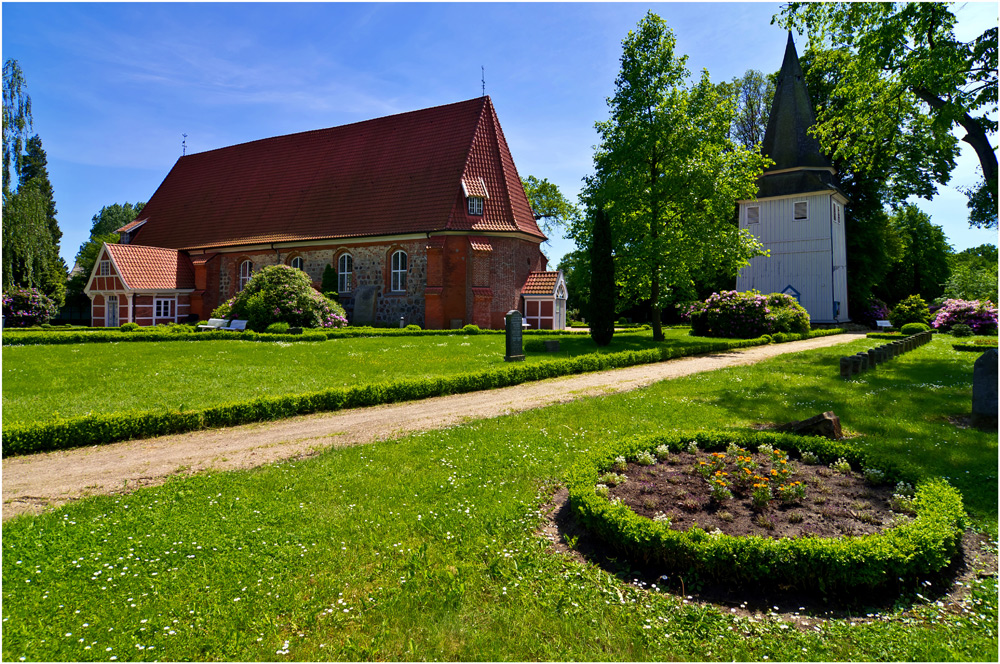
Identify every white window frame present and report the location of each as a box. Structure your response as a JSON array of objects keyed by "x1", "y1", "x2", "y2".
[
  {"x1": 99, "y1": 260, "x2": 112, "y2": 276},
  {"x1": 390, "y1": 250, "x2": 407, "y2": 292},
  {"x1": 239, "y1": 260, "x2": 253, "y2": 291},
  {"x1": 793, "y1": 200, "x2": 808, "y2": 221},
  {"x1": 154, "y1": 297, "x2": 174, "y2": 319},
  {"x1": 106, "y1": 294, "x2": 119, "y2": 327},
  {"x1": 338, "y1": 253, "x2": 353, "y2": 293},
  {"x1": 746, "y1": 205, "x2": 760, "y2": 225},
  {"x1": 833, "y1": 202, "x2": 842, "y2": 224},
  {"x1": 289, "y1": 256, "x2": 304, "y2": 271},
  {"x1": 468, "y1": 196, "x2": 484, "y2": 216}
]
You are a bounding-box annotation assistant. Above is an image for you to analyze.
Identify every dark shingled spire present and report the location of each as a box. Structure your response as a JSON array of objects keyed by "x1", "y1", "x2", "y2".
[{"x1": 758, "y1": 32, "x2": 841, "y2": 198}]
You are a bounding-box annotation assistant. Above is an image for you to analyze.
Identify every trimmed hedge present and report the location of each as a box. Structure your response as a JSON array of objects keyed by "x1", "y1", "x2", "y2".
[
  {"x1": 2, "y1": 329, "x2": 329, "y2": 346},
  {"x1": 2, "y1": 330, "x2": 844, "y2": 456},
  {"x1": 953, "y1": 339, "x2": 999, "y2": 352},
  {"x1": 566, "y1": 430, "x2": 966, "y2": 593}
]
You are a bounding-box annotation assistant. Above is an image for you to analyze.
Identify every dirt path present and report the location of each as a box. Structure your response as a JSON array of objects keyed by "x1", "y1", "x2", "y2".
[{"x1": 2, "y1": 333, "x2": 865, "y2": 520}]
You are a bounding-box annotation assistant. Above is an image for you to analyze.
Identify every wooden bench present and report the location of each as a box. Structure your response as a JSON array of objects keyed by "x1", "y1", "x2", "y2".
[{"x1": 196, "y1": 318, "x2": 228, "y2": 331}]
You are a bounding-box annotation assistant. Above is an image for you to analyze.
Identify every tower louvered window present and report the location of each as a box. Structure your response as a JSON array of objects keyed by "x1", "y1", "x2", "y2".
[
  {"x1": 747, "y1": 206, "x2": 760, "y2": 224},
  {"x1": 793, "y1": 201, "x2": 808, "y2": 221}
]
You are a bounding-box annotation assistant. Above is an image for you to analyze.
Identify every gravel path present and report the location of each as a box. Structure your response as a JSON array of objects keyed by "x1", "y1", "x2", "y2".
[{"x1": 2, "y1": 333, "x2": 865, "y2": 520}]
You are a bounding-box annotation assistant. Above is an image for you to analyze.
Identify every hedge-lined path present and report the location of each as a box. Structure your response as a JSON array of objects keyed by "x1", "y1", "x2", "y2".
[{"x1": 2, "y1": 332, "x2": 866, "y2": 520}]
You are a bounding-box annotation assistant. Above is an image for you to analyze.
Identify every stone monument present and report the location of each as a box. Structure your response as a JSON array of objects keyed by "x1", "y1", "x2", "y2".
[
  {"x1": 352, "y1": 285, "x2": 378, "y2": 325},
  {"x1": 972, "y1": 348, "x2": 998, "y2": 429},
  {"x1": 504, "y1": 310, "x2": 525, "y2": 362}
]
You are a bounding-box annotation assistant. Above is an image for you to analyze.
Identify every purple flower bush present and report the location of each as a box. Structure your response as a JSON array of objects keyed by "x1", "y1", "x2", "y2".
[
  {"x1": 211, "y1": 265, "x2": 348, "y2": 332},
  {"x1": 681, "y1": 290, "x2": 810, "y2": 338},
  {"x1": 931, "y1": 299, "x2": 998, "y2": 335},
  {"x1": 2, "y1": 287, "x2": 60, "y2": 327},
  {"x1": 855, "y1": 298, "x2": 890, "y2": 329}
]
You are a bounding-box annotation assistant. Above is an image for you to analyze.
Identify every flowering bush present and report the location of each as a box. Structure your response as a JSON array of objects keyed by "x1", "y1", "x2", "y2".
[
  {"x1": 854, "y1": 297, "x2": 890, "y2": 329},
  {"x1": 931, "y1": 298, "x2": 998, "y2": 335},
  {"x1": 211, "y1": 265, "x2": 347, "y2": 332},
  {"x1": 2, "y1": 287, "x2": 59, "y2": 327},
  {"x1": 682, "y1": 290, "x2": 809, "y2": 338}
]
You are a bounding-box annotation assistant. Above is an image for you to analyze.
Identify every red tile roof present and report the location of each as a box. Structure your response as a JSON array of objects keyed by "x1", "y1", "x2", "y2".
[
  {"x1": 468, "y1": 236, "x2": 493, "y2": 252},
  {"x1": 127, "y1": 97, "x2": 545, "y2": 250},
  {"x1": 521, "y1": 271, "x2": 561, "y2": 295},
  {"x1": 115, "y1": 218, "x2": 147, "y2": 234},
  {"x1": 106, "y1": 244, "x2": 195, "y2": 290}
]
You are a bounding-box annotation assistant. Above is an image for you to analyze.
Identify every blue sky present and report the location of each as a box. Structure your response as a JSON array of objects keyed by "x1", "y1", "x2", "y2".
[{"x1": 3, "y1": 1, "x2": 997, "y2": 271}]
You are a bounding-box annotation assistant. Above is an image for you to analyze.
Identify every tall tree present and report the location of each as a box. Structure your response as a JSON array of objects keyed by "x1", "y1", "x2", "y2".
[
  {"x1": 729, "y1": 69, "x2": 776, "y2": 149},
  {"x1": 85, "y1": 201, "x2": 146, "y2": 239},
  {"x1": 583, "y1": 12, "x2": 767, "y2": 340},
  {"x1": 521, "y1": 176, "x2": 580, "y2": 236},
  {"x1": 20, "y1": 135, "x2": 59, "y2": 244},
  {"x1": 2, "y1": 58, "x2": 32, "y2": 194},
  {"x1": 588, "y1": 207, "x2": 615, "y2": 346},
  {"x1": 877, "y1": 205, "x2": 952, "y2": 305},
  {"x1": 778, "y1": 3, "x2": 998, "y2": 227}
]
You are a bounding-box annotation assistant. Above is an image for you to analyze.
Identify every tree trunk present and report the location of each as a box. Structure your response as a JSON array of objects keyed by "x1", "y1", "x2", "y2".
[{"x1": 649, "y1": 161, "x2": 664, "y2": 342}]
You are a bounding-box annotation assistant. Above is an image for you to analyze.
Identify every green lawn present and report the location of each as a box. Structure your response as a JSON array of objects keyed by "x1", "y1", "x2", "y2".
[
  {"x1": 1, "y1": 329, "x2": 750, "y2": 426},
  {"x1": 2, "y1": 335, "x2": 995, "y2": 661}
]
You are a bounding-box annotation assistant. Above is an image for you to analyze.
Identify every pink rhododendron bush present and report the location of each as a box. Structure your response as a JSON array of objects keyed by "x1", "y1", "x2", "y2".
[
  {"x1": 931, "y1": 298, "x2": 998, "y2": 335},
  {"x1": 683, "y1": 290, "x2": 810, "y2": 338},
  {"x1": 2, "y1": 287, "x2": 59, "y2": 327},
  {"x1": 211, "y1": 265, "x2": 348, "y2": 332}
]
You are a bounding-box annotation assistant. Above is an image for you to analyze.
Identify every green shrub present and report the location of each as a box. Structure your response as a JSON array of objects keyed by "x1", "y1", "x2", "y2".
[
  {"x1": 889, "y1": 295, "x2": 930, "y2": 328},
  {"x1": 223, "y1": 265, "x2": 348, "y2": 332},
  {"x1": 461, "y1": 324, "x2": 481, "y2": 334},
  {"x1": 566, "y1": 431, "x2": 966, "y2": 593},
  {"x1": 120, "y1": 322, "x2": 141, "y2": 332},
  {"x1": 2, "y1": 287, "x2": 60, "y2": 327},
  {"x1": 321, "y1": 263, "x2": 338, "y2": 295},
  {"x1": 405, "y1": 324, "x2": 421, "y2": 331},
  {"x1": 265, "y1": 321, "x2": 290, "y2": 334},
  {"x1": 951, "y1": 323, "x2": 974, "y2": 337},
  {"x1": 900, "y1": 322, "x2": 930, "y2": 335}
]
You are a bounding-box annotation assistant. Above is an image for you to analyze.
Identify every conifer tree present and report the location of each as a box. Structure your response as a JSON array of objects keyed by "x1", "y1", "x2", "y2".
[{"x1": 589, "y1": 207, "x2": 615, "y2": 347}]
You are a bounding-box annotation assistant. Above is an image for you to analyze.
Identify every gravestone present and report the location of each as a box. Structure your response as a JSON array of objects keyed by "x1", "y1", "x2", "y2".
[
  {"x1": 504, "y1": 310, "x2": 525, "y2": 362},
  {"x1": 840, "y1": 356, "x2": 852, "y2": 378},
  {"x1": 776, "y1": 411, "x2": 842, "y2": 440},
  {"x1": 972, "y1": 349, "x2": 998, "y2": 428},
  {"x1": 352, "y1": 285, "x2": 377, "y2": 325},
  {"x1": 543, "y1": 340, "x2": 560, "y2": 352}
]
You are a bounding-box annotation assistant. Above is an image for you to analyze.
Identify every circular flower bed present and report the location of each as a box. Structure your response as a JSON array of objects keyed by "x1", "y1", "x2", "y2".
[{"x1": 566, "y1": 431, "x2": 966, "y2": 592}]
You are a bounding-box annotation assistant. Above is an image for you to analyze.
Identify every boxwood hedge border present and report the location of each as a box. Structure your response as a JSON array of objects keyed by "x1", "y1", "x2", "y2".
[
  {"x1": 2, "y1": 330, "x2": 843, "y2": 457},
  {"x1": 566, "y1": 430, "x2": 966, "y2": 593}
]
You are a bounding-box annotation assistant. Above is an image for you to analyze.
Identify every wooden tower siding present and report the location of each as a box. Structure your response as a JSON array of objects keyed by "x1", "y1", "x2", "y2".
[{"x1": 738, "y1": 33, "x2": 849, "y2": 324}]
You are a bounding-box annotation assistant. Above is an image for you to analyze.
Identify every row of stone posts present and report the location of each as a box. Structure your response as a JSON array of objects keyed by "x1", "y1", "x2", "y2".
[{"x1": 840, "y1": 331, "x2": 934, "y2": 378}]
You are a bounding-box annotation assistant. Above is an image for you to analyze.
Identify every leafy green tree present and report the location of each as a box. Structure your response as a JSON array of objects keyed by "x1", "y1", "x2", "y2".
[
  {"x1": 556, "y1": 249, "x2": 591, "y2": 320},
  {"x1": 944, "y1": 244, "x2": 998, "y2": 303},
  {"x1": 878, "y1": 205, "x2": 952, "y2": 305},
  {"x1": 728, "y1": 69, "x2": 776, "y2": 149},
  {"x1": 588, "y1": 207, "x2": 615, "y2": 346},
  {"x1": 20, "y1": 135, "x2": 59, "y2": 243},
  {"x1": 86, "y1": 202, "x2": 146, "y2": 238},
  {"x1": 778, "y1": 3, "x2": 998, "y2": 227},
  {"x1": 521, "y1": 176, "x2": 580, "y2": 236},
  {"x1": 583, "y1": 12, "x2": 768, "y2": 341}
]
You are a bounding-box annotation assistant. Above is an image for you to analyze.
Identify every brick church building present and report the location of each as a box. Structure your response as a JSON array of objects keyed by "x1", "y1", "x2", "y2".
[{"x1": 84, "y1": 97, "x2": 567, "y2": 329}]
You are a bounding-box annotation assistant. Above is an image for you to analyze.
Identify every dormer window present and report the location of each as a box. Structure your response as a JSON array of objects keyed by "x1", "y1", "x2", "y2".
[
  {"x1": 468, "y1": 196, "x2": 484, "y2": 216},
  {"x1": 462, "y1": 177, "x2": 489, "y2": 217}
]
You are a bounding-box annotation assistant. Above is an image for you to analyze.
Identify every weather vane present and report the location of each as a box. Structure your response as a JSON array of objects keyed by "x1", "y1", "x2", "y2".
[
  {"x1": 481, "y1": 66, "x2": 485, "y2": 97},
  {"x1": 182, "y1": 134, "x2": 188, "y2": 156}
]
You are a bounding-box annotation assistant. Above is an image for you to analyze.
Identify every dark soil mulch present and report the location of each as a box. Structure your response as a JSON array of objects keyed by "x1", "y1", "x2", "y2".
[{"x1": 608, "y1": 450, "x2": 908, "y2": 539}]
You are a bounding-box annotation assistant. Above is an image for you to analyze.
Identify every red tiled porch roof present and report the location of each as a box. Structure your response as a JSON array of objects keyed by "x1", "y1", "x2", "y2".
[
  {"x1": 126, "y1": 97, "x2": 545, "y2": 251},
  {"x1": 521, "y1": 271, "x2": 560, "y2": 296},
  {"x1": 106, "y1": 244, "x2": 195, "y2": 290}
]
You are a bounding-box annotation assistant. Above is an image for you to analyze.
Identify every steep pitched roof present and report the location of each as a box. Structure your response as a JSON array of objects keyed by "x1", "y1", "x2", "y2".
[
  {"x1": 758, "y1": 33, "x2": 841, "y2": 199},
  {"x1": 105, "y1": 244, "x2": 195, "y2": 290},
  {"x1": 127, "y1": 97, "x2": 544, "y2": 250}
]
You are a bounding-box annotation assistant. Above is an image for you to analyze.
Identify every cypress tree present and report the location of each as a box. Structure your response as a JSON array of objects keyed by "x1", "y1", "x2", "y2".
[{"x1": 589, "y1": 206, "x2": 615, "y2": 346}]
